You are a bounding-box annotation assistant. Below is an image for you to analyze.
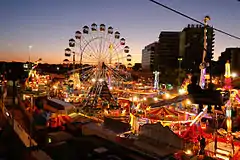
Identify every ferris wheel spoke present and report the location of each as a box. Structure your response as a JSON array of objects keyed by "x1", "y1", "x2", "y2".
[
  {"x1": 103, "y1": 32, "x2": 115, "y2": 58},
  {"x1": 98, "y1": 34, "x2": 104, "y2": 60},
  {"x1": 82, "y1": 53, "x2": 98, "y2": 64},
  {"x1": 91, "y1": 33, "x2": 101, "y2": 59},
  {"x1": 81, "y1": 67, "x2": 94, "y2": 76},
  {"x1": 101, "y1": 48, "x2": 116, "y2": 64},
  {"x1": 106, "y1": 66, "x2": 127, "y2": 81},
  {"x1": 104, "y1": 47, "x2": 123, "y2": 64},
  {"x1": 100, "y1": 46, "x2": 111, "y2": 62},
  {"x1": 100, "y1": 34, "x2": 117, "y2": 62},
  {"x1": 100, "y1": 35, "x2": 111, "y2": 59},
  {"x1": 97, "y1": 36, "x2": 106, "y2": 61},
  {"x1": 91, "y1": 32, "x2": 101, "y2": 53},
  {"x1": 81, "y1": 69, "x2": 96, "y2": 82},
  {"x1": 104, "y1": 42, "x2": 122, "y2": 59},
  {"x1": 82, "y1": 47, "x2": 99, "y2": 62},
  {"x1": 81, "y1": 36, "x2": 99, "y2": 59},
  {"x1": 112, "y1": 54, "x2": 126, "y2": 60},
  {"x1": 68, "y1": 65, "x2": 93, "y2": 74},
  {"x1": 99, "y1": 33, "x2": 108, "y2": 60}
]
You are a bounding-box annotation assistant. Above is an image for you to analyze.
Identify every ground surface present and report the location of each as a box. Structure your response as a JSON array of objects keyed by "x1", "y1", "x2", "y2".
[{"x1": 44, "y1": 135, "x2": 157, "y2": 160}]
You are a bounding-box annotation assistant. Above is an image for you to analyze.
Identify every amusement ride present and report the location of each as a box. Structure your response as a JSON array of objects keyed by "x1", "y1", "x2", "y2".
[{"x1": 60, "y1": 23, "x2": 136, "y2": 114}]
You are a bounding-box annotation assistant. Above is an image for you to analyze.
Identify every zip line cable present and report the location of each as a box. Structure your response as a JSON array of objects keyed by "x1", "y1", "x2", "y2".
[{"x1": 148, "y1": 0, "x2": 240, "y2": 40}]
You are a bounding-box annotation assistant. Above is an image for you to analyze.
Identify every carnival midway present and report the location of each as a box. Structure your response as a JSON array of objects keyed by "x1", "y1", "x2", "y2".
[{"x1": 2, "y1": 23, "x2": 240, "y2": 160}]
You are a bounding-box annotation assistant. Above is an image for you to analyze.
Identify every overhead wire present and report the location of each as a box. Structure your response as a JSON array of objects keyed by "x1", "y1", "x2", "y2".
[{"x1": 148, "y1": 0, "x2": 240, "y2": 40}]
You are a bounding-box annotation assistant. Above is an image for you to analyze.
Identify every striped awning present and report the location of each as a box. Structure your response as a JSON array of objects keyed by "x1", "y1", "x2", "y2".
[{"x1": 148, "y1": 107, "x2": 178, "y2": 116}]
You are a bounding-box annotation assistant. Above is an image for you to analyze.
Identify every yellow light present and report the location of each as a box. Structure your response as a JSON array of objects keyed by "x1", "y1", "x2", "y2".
[
  {"x1": 224, "y1": 61, "x2": 231, "y2": 78},
  {"x1": 216, "y1": 154, "x2": 230, "y2": 160},
  {"x1": 122, "y1": 109, "x2": 126, "y2": 115},
  {"x1": 186, "y1": 99, "x2": 191, "y2": 105},
  {"x1": 153, "y1": 97, "x2": 158, "y2": 102},
  {"x1": 216, "y1": 149, "x2": 230, "y2": 156},
  {"x1": 184, "y1": 149, "x2": 192, "y2": 155},
  {"x1": 231, "y1": 72, "x2": 237, "y2": 78},
  {"x1": 178, "y1": 88, "x2": 186, "y2": 95},
  {"x1": 91, "y1": 78, "x2": 96, "y2": 83},
  {"x1": 133, "y1": 96, "x2": 138, "y2": 102},
  {"x1": 165, "y1": 93, "x2": 170, "y2": 99},
  {"x1": 48, "y1": 138, "x2": 52, "y2": 143},
  {"x1": 226, "y1": 119, "x2": 232, "y2": 132},
  {"x1": 143, "y1": 97, "x2": 147, "y2": 101}
]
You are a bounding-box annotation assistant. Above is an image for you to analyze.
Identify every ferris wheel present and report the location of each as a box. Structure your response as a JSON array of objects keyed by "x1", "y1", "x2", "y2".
[{"x1": 64, "y1": 23, "x2": 132, "y2": 86}]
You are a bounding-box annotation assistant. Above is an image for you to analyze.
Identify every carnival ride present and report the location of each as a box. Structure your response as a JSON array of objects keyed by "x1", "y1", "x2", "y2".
[
  {"x1": 54, "y1": 23, "x2": 135, "y2": 119},
  {"x1": 64, "y1": 23, "x2": 132, "y2": 88},
  {"x1": 223, "y1": 60, "x2": 232, "y2": 90},
  {"x1": 199, "y1": 16, "x2": 211, "y2": 89},
  {"x1": 25, "y1": 58, "x2": 50, "y2": 91},
  {"x1": 179, "y1": 74, "x2": 192, "y2": 94},
  {"x1": 199, "y1": 61, "x2": 240, "y2": 159},
  {"x1": 127, "y1": 78, "x2": 240, "y2": 159}
]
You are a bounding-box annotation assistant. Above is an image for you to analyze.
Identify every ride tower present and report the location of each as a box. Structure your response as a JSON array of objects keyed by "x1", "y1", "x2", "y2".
[
  {"x1": 25, "y1": 58, "x2": 42, "y2": 91},
  {"x1": 199, "y1": 16, "x2": 211, "y2": 89},
  {"x1": 153, "y1": 71, "x2": 160, "y2": 90},
  {"x1": 224, "y1": 60, "x2": 232, "y2": 90},
  {"x1": 224, "y1": 60, "x2": 235, "y2": 157}
]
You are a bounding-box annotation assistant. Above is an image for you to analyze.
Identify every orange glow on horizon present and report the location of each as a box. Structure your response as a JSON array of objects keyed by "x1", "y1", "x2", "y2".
[{"x1": 0, "y1": 51, "x2": 141, "y2": 65}]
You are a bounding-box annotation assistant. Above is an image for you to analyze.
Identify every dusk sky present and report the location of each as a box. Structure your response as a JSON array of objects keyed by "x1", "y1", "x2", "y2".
[{"x1": 0, "y1": 0, "x2": 240, "y2": 64}]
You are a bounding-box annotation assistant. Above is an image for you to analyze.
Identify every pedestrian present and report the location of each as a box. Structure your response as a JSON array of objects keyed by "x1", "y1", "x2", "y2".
[{"x1": 199, "y1": 136, "x2": 206, "y2": 155}]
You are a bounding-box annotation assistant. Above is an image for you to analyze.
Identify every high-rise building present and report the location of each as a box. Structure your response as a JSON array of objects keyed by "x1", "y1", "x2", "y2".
[
  {"x1": 218, "y1": 48, "x2": 240, "y2": 74},
  {"x1": 179, "y1": 24, "x2": 215, "y2": 75},
  {"x1": 155, "y1": 32, "x2": 180, "y2": 71},
  {"x1": 141, "y1": 42, "x2": 158, "y2": 71}
]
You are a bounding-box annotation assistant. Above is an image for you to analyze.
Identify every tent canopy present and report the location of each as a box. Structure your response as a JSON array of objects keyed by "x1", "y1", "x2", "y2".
[{"x1": 148, "y1": 107, "x2": 179, "y2": 117}]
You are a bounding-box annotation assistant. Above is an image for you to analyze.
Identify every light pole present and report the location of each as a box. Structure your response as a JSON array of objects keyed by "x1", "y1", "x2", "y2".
[
  {"x1": 178, "y1": 57, "x2": 183, "y2": 86},
  {"x1": 28, "y1": 45, "x2": 32, "y2": 62},
  {"x1": 28, "y1": 45, "x2": 33, "y2": 72}
]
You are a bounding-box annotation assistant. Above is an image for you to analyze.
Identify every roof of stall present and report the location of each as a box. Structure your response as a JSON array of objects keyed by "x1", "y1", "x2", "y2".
[
  {"x1": 150, "y1": 91, "x2": 224, "y2": 108},
  {"x1": 21, "y1": 90, "x2": 47, "y2": 97},
  {"x1": 150, "y1": 95, "x2": 189, "y2": 108}
]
